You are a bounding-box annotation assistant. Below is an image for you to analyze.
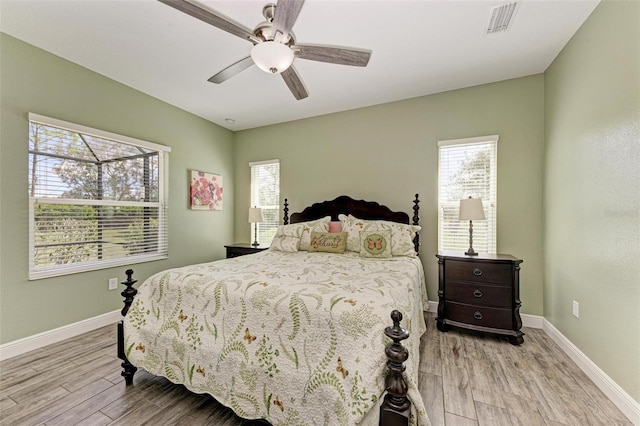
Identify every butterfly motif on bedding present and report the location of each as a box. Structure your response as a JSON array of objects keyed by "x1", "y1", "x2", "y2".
[
  {"x1": 336, "y1": 357, "x2": 349, "y2": 379},
  {"x1": 178, "y1": 310, "x2": 188, "y2": 322},
  {"x1": 196, "y1": 365, "x2": 206, "y2": 377},
  {"x1": 244, "y1": 328, "x2": 256, "y2": 344},
  {"x1": 367, "y1": 237, "x2": 383, "y2": 250},
  {"x1": 273, "y1": 396, "x2": 284, "y2": 411},
  {"x1": 344, "y1": 298, "x2": 357, "y2": 306},
  {"x1": 135, "y1": 343, "x2": 145, "y2": 353}
]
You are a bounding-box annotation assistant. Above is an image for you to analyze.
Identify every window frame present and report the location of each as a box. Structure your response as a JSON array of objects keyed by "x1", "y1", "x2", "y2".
[
  {"x1": 437, "y1": 135, "x2": 498, "y2": 254},
  {"x1": 27, "y1": 113, "x2": 171, "y2": 280},
  {"x1": 249, "y1": 159, "x2": 280, "y2": 246}
]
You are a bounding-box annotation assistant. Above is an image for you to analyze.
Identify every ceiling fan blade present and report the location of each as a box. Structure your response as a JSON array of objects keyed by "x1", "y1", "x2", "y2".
[
  {"x1": 280, "y1": 66, "x2": 308, "y2": 100},
  {"x1": 207, "y1": 56, "x2": 254, "y2": 84},
  {"x1": 294, "y1": 44, "x2": 371, "y2": 67},
  {"x1": 158, "y1": 0, "x2": 259, "y2": 43},
  {"x1": 272, "y1": 0, "x2": 304, "y2": 39}
]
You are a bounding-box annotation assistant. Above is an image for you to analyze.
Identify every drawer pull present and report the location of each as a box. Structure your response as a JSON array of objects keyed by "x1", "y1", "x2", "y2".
[
  {"x1": 473, "y1": 311, "x2": 483, "y2": 320},
  {"x1": 473, "y1": 289, "x2": 483, "y2": 298},
  {"x1": 473, "y1": 268, "x2": 483, "y2": 276}
]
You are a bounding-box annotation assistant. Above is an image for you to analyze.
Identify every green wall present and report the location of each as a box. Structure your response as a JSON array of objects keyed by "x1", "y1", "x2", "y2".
[
  {"x1": 0, "y1": 34, "x2": 235, "y2": 344},
  {"x1": 544, "y1": 0, "x2": 640, "y2": 402},
  {"x1": 234, "y1": 75, "x2": 546, "y2": 318}
]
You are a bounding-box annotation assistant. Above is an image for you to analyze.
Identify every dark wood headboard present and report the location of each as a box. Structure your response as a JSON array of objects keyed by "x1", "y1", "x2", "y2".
[{"x1": 283, "y1": 195, "x2": 421, "y2": 253}]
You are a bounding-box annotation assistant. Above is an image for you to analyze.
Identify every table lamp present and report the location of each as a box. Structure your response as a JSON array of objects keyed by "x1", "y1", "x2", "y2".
[
  {"x1": 459, "y1": 197, "x2": 485, "y2": 256},
  {"x1": 248, "y1": 207, "x2": 264, "y2": 247}
]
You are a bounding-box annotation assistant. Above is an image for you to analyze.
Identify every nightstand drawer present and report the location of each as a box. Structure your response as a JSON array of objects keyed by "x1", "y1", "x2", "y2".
[
  {"x1": 445, "y1": 282, "x2": 512, "y2": 308},
  {"x1": 446, "y1": 302, "x2": 512, "y2": 329},
  {"x1": 445, "y1": 260, "x2": 512, "y2": 285}
]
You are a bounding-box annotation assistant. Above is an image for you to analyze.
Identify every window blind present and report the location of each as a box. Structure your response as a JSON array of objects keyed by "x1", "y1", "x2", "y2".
[
  {"x1": 438, "y1": 135, "x2": 498, "y2": 254},
  {"x1": 250, "y1": 159, "x2": 280, "y2": 245},
  {"x1": 28, "y1": 113, "x2": 170, "y2": 279}
]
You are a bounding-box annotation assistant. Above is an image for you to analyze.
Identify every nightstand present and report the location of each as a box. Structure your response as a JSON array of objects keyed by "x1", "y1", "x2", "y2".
[
  {"x1": 224, "y1": 243, "x2": 269, "y2": 258},
  {"x1": 436, "y1": 251, "x2": 524, "y2": 345}
]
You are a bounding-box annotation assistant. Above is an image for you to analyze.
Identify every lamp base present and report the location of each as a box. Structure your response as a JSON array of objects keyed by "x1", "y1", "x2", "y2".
[
  {"x1": 465, "y1": 248, "x2": 478, "y2": 256},
  {"x1": 251, "y1": 240, "x2": 259, "y2": 247}
]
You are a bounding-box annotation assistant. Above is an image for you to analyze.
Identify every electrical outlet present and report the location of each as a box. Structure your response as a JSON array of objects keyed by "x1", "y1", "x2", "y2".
[
  {"x1": 108, "y1": 278, "x2": 118, "y2": 291},
  {"x1": 572, "y1": 300, "x2": 579, "y2": 318}
]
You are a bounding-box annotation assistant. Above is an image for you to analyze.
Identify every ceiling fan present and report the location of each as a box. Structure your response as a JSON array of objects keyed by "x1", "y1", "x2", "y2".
[{"x1": 158, "y1": 0, "x2": 371, "y2": 100}]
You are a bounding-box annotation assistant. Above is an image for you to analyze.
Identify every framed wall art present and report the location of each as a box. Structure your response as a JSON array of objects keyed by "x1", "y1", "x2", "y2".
[{"x1": 189, "y1": 170, "x2": 223, "y2": 210}]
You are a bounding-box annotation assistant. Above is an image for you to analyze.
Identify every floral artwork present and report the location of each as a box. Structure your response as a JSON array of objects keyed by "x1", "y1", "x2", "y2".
[{"x1": 190, "y1": 170, "x2": 223, "y2": 210}]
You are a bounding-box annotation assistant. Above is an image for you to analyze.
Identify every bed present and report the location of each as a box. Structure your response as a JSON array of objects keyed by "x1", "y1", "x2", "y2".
[{"x1": 117, "y1": 195, "x2": 430, "y2": 426}]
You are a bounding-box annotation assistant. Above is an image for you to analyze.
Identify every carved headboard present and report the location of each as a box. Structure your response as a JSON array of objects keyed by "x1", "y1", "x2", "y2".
[{"x1": 283, "y1": 195, "x2": 421, "y2": 253}]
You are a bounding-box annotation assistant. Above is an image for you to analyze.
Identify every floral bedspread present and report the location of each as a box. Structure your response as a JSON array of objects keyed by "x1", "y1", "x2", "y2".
[{"x1": 123, "y1": 250, "x2": 430, "y2": 425}]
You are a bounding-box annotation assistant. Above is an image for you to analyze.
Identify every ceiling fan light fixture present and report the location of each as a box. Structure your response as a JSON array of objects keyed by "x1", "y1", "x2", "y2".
[{"x1": 251, "y1": 41, "x2": 294, "y2": 74}]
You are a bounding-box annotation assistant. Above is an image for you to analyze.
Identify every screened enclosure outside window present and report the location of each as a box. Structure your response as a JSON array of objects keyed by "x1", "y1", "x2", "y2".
[
  {"x1": 438, "y1": 135, "x2": 498, "y2": 254},
  {"x1": 250, "y1": 160, "x2": 280, "y2": 246},
  {"x1": 28, "y1": 113, "x2": 170, "y2": 279}
]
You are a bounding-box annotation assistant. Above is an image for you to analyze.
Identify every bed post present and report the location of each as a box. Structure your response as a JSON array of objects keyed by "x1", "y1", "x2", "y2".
[
  {"x1": 379, "y1": 310, "x2": 411, "y2": 426},
  {"x1": 283, "y1": 198, "x2": 289, "y2": 225},
  {"x1": 117, "y1": 269, "x2": 138, "y2": 385},
  {"x1": 412, "y1": 194, "x2": 420, "y2": 254}
]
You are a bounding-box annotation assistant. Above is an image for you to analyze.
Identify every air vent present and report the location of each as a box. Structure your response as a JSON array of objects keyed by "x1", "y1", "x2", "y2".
[{"x1": 486, "y1": 2, "x2": 517, "y2": 34}]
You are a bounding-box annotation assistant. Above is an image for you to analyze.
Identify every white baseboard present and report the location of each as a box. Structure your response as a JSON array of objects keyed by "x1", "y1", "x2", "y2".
[
  {"x1": 427, "y1": 301, "x2": 637, "y2": 423},
  {"x1": 0, "y1": 309, "x2": 121, "y2": 361},
  {"x1": 543, "y1": 319, "x2": 640, "y2": 425}
]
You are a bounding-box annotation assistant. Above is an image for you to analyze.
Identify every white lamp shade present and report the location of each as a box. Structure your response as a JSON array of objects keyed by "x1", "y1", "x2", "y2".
[
  {"x1": 459, "y1": 198, "x2": 485, "y2": 221},
  {"x1": 251, "y1": 41, "x2": 294, "y2": 74},
  {"x1": 248, "y1": 207, "x2": 264, "y2": 223}
]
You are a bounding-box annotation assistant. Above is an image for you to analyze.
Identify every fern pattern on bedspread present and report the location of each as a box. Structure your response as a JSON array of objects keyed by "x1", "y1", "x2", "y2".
[{"x1": 123, "y1": 250, "x2": 430, "y2": 425}]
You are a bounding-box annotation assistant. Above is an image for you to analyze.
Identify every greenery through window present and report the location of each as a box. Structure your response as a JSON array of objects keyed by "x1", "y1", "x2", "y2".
[
  {"x1": 250, "y1": 160, "x2": 280, "y2": 246},
  {"x1": 28, "y1": 113, "x2": 170, "y2": 279},
  {"x1": 438, "y1": 136, "x2": 498, "y2": 254}
]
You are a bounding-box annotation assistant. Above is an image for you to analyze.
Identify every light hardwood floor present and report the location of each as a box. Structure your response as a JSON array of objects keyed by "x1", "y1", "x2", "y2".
[{"x1": 0, "y1": 312, "x2": 632, "y2": 425}]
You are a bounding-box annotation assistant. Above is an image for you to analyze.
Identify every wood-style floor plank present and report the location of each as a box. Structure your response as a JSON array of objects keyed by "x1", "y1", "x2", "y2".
[{"x1": 0, "y1": 312, "x2": 632, "y2": 425}]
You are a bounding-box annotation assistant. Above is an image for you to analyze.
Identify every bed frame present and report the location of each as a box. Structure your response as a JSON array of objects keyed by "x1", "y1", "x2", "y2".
[{"x1": 117, "y1": 194, "x2": 421, "y2": 426}]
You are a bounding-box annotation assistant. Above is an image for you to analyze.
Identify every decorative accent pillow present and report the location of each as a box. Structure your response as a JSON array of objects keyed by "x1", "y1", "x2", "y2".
[
  {"x1": 328, "y1": 221, "x2": 342, "y2": 233},
  {"x1": 359, "y1": 229, "x2": 392, "y2": 258},
  {"x1": 308, "y1": 231, "x2": 347, "y2": 254},
  {"x1": 270, "y1": 223, "x2": 302, "y2": 252},
  {"x1": 298, "y1": 216, "x2": 331, "y2": 251},
  {"x1": 339, "y1": 214, "x2": 420, "y2": 256}
]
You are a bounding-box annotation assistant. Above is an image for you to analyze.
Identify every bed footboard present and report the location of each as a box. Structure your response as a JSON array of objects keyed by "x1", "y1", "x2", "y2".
[
  {"x1": 380, "y1": 310, "x2": 411, "y2": 426},
  {"x1": 117, "y1": 269, "x2": 138, "y2": 385}
]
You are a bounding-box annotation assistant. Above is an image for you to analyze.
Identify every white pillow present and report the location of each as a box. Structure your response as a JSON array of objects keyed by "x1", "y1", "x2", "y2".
[
  {"x1": 270, "y1": 223, "x2": 302, "y2": 252},
  {"x1": 270, "y1": 216, "x2": 331, "y2": 252}
]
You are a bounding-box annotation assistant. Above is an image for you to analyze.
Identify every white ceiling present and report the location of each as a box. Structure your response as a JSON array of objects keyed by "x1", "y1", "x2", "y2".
[{"x1": 1, "y1": 0, "x2": 599, "y2": 131}]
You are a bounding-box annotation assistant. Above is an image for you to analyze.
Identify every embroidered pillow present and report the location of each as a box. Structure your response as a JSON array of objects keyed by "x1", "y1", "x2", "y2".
[
  {"x1": 270, "y1": 223, "x2": 302, "y2": 252},
  {"x1": 359, "y1": 229, "x2": 392, "y2": 258},
  {"x1": 298, "y1": 216, "x2": 331, "y2": 251},
  {"x1": 339, "y1": 214, "x2": 420, "y2": 256},
  {"x1": 308, "y1": 231, "x2": 347, "y2": 254}
]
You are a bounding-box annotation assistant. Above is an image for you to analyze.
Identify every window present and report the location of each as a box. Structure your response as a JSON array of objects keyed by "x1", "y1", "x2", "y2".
[
  {"x1": 28, "y1": 113, "x2": 170, "y2": 279},
  {"x1": 250, "y1": 160, "x2": 280, "y2": 245},
  {"x1": 438, "y1": 135, "x2": 498, "y2": 254}
]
